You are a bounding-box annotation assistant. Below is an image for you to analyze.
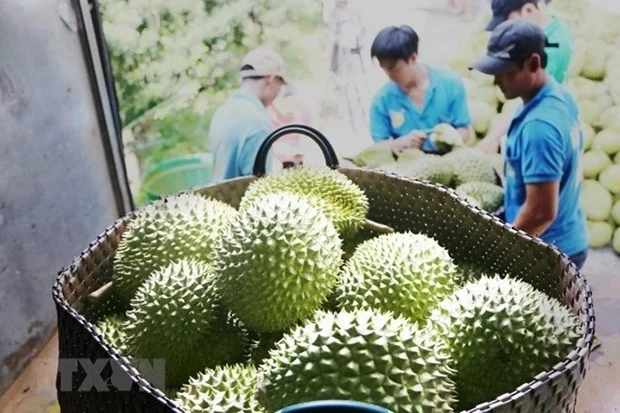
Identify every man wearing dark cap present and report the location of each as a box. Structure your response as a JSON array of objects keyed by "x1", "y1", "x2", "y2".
[
  {"x1": 470, "y1": 19, "x2": 589, "y2": 270},
  {"x1": 486, "y1": 0, "x2": 572, "y2": 83},
  {"x1": 477, "y1": 0, "x2": 573, "y2": 154}
]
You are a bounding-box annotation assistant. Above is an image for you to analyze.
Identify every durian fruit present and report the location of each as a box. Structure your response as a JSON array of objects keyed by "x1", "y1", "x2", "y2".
[
  {"x1": 341, "y1": 227, "x2": 379, "y2": 261},
  {"x1": 468, "y1": 100, "x2": 497, "y2": 136},
  {"x1": 112, "y1": 193, "x2": 237, "y2": 304},
  {"x1": 396, "y1": 147, "x2": 425, "y2": 162},
  {"x1": 455, "y1": 181, "x2": 504, "y2": 212},
  {"x1": 336, "y1": 232, "x2": 461, "y2": 325},
  {"x1": 427, "y1": 275, "x2": 581, "y2": 410},
  {"x1": 349, "y1": 143, "x2": 396, "y2": 167},
  {"x1": 214, "y1": 192, "x2": 343, "y2": 333},
  {"x1": 376, "y1": 161, "x2": 406, "y2": 176},
  {"x1": 430, "y1": 123, "x2": 465, "y2": 152},
  {"x1": 399, "y1": 154, "x2": 454, "y2": 187},
  {"x1": 256, "y1": 309, "x2": 458, "y2": 413},
  {"x1": 125, "y1": 259, "x2": 245, "y2": 388},
  {"x1": 239, "y1": 166, "x2": 392, "y2": 237},
  {"x1": 174, "y1": 364, "x2": 265, "y2": 413},
  {"x1": 454, "y1": 261, "x2": 487, "y2": 285},
  {"x1": 587, "y1": 220, "x2": 614, "y2": 247},
  {"x1": 244, "y1": 331, "x2": 285, "y2": 366},
  {"x1": 581, "y1": 179, "x2": 613, "y2": 221},
  {"x1": 94, "y1": 314, "x2": 129, "y2": 356},
  {"x1": 444, "y1": 148, "x2": 497, "y2": 187}
]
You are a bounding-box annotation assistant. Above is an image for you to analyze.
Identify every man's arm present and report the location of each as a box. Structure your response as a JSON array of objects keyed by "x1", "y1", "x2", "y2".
[
  {"x1": 476, "y1": 115, "x2": 510, "y2": 154},
  {"x1": 476, "y1": 98, "x2": 524, "y2": 153},
  {"x1": 512, "y1": 181, "x2": 559, "y2": 236},
  {"x1": 511, "y1": 119, "x2": 565, "y2": 236}
]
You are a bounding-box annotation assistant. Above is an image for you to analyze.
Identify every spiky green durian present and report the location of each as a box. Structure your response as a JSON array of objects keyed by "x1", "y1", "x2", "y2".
[
  {"x1": 94, "y1": 314, "x2": 129, "y2": 356},
  {"x1": 341, "y1": 227, "x2": 379, "y2": 261},
  {"x1": 454, "y1": 261, "x2": 487, "y2": 285},
  {"x1": 336, "y1": 232, "x2": 461, "y2": 325},
  {"x1": 239, "y1": 166, "x2": 369, "y2": 237},
  {"x1": 396, "y1": 148, "x2": 425, "y2": 162},
  {"x1": 214, "y1": 192, "x2": 343, "y2": 333},
  {"x1": 429, "y1": 123, "x2": 465, "y2": 152},
  {"x1": 174, "y1": 364, "x2": 265, "y2": 413},
  {"x1": 350, "y1": 144, "x2": 396, "y2": 167},
  {"x1": 455, "y1": 181, "x2": 504, "y2": 212},
  {"x1": 113, "y1": 193, "x2": 237, "y2": 303},
  {"x1": 244, "y1": 331, "x2": 285, "y2": 366},
  {"x1": 125, "y1": 259, "x2": 245, "y2": 388},
  {"x1": 257, "y1": 309, "x2": 458, "y2": 413},
  {"x1": 427, "y1": 275, "x2": 581, "y2": 410},
  {"x1": 444, "y1": 148, "x2": 497, "y2": 187},
  {"x1": 399, "y1": 154, "x2": 454, "y2": 187}
]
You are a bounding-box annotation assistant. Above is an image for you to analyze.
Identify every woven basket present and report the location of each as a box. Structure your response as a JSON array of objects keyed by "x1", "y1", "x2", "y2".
[{"x1": 53, "y1": 124, "x2": 594, "y2": 413}]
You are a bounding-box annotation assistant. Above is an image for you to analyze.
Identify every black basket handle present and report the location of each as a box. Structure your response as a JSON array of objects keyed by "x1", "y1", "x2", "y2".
[{"x1": 253, "y1": 124, "x2": 340, "y2": 176}]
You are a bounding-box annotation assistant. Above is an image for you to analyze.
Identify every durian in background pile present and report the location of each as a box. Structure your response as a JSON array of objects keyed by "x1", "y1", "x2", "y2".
[
  {"x1": 87, "y1": 165, "x2": 582, "y2": 412},
  {"x1": 444, "y1": 0, "x2": 620, "y2": 253},
  {"x1": 345, "y1": 131, "x2": 505, "y2": 215}
]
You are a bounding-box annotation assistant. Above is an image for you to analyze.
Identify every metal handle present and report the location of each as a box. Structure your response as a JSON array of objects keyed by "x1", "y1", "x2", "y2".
[{"x1": 253, "y1": 124, "x2": 340, "y2": 176}]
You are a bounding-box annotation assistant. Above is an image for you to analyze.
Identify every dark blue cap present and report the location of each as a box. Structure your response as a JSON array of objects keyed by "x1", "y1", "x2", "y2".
[
  {"x1": 486, "y1": 0, "x2": 539, "y2": 31},
  {"x1": 470, "y1": 19, "x2": 555, "y2": 75}
]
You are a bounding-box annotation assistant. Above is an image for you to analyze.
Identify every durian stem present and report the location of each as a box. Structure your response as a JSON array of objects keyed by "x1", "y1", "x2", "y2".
[
  {"x1": 363, "y1": 219, "x2": 395, "y2": 234},
  {"x1": 87, "y1": 281, "x2": 113, "y2": 303}
]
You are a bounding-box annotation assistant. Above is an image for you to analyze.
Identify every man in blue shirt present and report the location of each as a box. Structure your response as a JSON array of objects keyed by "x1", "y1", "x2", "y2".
[
  {"x1": 209, "y1": 47, "x2": 288, "y2": 182},
  {"x1": 470, "y1": 19, "x2": 589, "y2": 269},
  {"x1": 476, "y1": 0, "x2": 574, "y2": 155},
  {"x1": 368, "y1": 25, "x2": 473, "y2": 154}
]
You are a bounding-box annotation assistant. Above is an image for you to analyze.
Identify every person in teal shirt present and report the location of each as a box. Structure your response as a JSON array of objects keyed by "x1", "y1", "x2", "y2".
[
  {"x1": 477, "y1": 0, "x2": 574, "y2": 154},
  {"x1": 470, "y1": 19, "x2": 589, "y2": 269},
  {"x1": 485, "y1": 0, "x2": 573, "y2": 83},
  {"x1": 209, "y1": 47, "x2": 288, "y2": 182},
  {"x1": 368, "y1": 25, "x2": 473, "y2": 155}
]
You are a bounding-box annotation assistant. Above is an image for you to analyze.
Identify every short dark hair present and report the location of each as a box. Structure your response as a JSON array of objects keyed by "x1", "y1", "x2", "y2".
[
  {"x1": 370, "y1": 25, "x2": 419, "y2": 63},
  {"x1": 516, "y1": 49, "x2": 548, "y2": 69}
]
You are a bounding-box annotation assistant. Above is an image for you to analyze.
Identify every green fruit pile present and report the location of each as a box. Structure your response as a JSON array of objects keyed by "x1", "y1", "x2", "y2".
[
  {"x1": 443, "y1": 0, "x2": 620, "y2": 253},
  {"x1": 349, "y1": 144, "x2": 504, "y2": 214},
  {"x1": 561, "y1": 1, "x2": 620, "y2": 253},
  {"x1": 90, "y1": 166, "x2": 581, "y2": 412}
]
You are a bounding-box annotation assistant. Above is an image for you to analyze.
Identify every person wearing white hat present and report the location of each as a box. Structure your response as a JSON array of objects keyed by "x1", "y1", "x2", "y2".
[{"x1": 208, "y1": 47, "x2": 289, "y2": 181}]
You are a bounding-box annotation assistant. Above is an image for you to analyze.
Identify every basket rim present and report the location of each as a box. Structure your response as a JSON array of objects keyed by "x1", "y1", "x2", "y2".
[
  {"x1": 52, "y1": 167, "x2": 595, "y2": 413},
  {"x1": 52, "y1": 212, "x2": 186, "y2": 413}
]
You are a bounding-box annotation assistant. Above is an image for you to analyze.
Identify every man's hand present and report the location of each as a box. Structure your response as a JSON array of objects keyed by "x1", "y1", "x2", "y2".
[{"x1": 389, "y1": 130, "x2": 427, "y2": 153}]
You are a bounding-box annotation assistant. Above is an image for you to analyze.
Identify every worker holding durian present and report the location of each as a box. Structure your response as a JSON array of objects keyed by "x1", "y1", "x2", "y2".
[{"x1": 368, "y1": 25, "x2": 474, "y2": 156}]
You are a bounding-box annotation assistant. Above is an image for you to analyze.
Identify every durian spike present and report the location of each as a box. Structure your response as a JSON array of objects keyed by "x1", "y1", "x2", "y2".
[
  {"x1": 87, "y1": 281, "x2": 114, "y2": 303},
  {"x1": 363, "y1": 219, "x2": 394, "y2": 234}
]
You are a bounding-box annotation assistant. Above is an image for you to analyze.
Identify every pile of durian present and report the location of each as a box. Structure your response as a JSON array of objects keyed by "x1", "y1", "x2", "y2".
[
  {"x1": 91, "y1": 166, "x2": 581, "y2": 413},
  {"x1": 446, "y1": 0, "x2": 620, "y2": 253},
  {"x1": 345, "y1": 137, "x2": 505, "y2": 215}
]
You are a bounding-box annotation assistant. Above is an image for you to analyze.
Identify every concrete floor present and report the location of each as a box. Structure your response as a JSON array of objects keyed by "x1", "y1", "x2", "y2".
[{"x1": 574, "y1": 248, "x2": 620, "y2": 413}]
